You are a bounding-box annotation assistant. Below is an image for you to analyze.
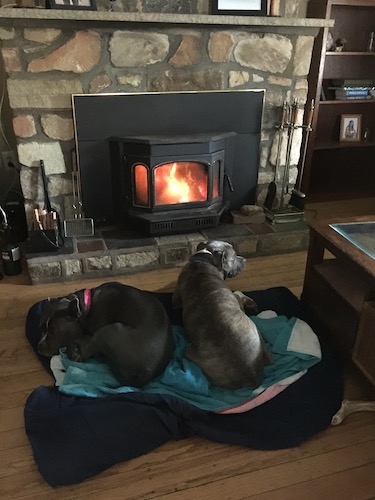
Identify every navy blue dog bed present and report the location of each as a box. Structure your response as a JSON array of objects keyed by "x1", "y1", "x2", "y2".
[{"x1": 24, "y1": 287, "x2": 343, "y2": 487}]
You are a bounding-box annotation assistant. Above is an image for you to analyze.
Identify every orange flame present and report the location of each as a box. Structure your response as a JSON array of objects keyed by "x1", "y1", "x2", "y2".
[
  {"x1": 134, "y1": 164, "x2": 149, "y2": 206},
  {"x1": 154, "y1": 162, "x2": 208, "y2": 205},
  {"x1": 134, "y1": 161, "x2": 215, "y2": 207}
]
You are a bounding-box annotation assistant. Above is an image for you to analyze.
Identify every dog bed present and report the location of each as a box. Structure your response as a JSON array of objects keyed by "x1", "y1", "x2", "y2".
[{"x1": 24, "y1": 287, "x2": 343, "y2": 487}]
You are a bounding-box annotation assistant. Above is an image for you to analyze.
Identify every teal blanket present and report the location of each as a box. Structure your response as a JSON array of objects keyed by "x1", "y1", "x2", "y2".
[{"x1": 55, "y1": 312, "x2": 321, "y2": 412}]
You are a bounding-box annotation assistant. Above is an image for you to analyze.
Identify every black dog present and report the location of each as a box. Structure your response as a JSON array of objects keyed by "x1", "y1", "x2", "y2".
[{"x1": 38, "y1": 282, "x2": 174, "y2": 388}]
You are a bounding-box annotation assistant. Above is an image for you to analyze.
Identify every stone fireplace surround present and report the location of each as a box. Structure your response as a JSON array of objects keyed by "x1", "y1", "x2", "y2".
[{"x1": 0, "y1": 5, "x2": 332, "y2": 283}]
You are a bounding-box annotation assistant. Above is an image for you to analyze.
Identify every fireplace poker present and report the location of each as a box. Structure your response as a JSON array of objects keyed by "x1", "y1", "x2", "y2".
[
  {"x1": 264, "y1": 100, "x2": 288, "y2": 211},
  {"x1": 40, "y1": 160, "x2": 52, "y2": 213},
  {"x1": 35, "y1": 161, "x2": 64, "y2": 248},
  {"x1": 289, "y1": 99, "x2": 315, "y2": 210},
  {"x1": 279, "y1": 98, "x2": 298, "y2": 209}
]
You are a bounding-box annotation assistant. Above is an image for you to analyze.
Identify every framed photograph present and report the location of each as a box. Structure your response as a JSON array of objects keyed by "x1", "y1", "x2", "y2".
[
  {"x1": 48, "y1": 0, "x2": 96, "y2": 10},
  {"x1": 211, "y1": 0, "x2": 268, "y2": 16},
  {"x1": 339, "y1": 114, "x2": 362, "y2": 142}
]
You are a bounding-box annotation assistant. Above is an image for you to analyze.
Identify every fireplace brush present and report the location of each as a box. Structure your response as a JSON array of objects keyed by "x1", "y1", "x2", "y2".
[{"x1": 63, "y1": 152, "x2": 94, "y2": 238}]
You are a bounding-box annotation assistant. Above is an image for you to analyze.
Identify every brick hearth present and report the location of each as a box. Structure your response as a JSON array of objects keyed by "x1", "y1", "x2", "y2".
[{"x1": 25, "y1": 218, "x2": 308, "y2": 285}]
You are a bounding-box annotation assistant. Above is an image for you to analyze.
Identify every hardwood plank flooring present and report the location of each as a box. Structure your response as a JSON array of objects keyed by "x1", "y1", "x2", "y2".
[{"x1": 0, "y1": 199, "x2": 374, "y2": 499}]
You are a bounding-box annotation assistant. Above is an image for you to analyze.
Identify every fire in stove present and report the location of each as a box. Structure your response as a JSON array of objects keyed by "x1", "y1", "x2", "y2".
[
  {"x1": 134, "y1": 161, "x2": 218, "y2": 207},
  {"x1": 110, "y1": 132, "x2": 236, "y2": 235},
  {"x1": 155, "y1": 161, "x2": 208, "y2": 204}
]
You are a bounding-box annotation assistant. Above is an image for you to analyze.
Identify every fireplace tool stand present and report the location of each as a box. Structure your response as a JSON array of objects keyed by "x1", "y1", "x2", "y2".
[
  {"x1": 289, "y1": 99, "x2": 314, "y2": 211},
  {"x1": 264, "y1": 100, "x2": 287, "y2": 211},
  {"x1": 264, "y1": 99, "x2": 314, "y2": 224}
]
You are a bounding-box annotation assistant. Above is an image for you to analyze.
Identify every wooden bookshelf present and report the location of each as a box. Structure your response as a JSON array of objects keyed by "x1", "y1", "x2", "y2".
[{"x1": 301, "y1": 0, "x2": 375, "y2": 202}]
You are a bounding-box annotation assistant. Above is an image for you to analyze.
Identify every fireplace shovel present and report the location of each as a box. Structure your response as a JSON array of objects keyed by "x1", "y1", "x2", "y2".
[{"x1": 63, "y1": 153, "x2": 94, "y2": 238}]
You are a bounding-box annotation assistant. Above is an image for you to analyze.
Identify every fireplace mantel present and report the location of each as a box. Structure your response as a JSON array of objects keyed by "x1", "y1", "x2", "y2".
[{"x1": 0, "y1": 8, "x2": 333, "y2": 34}]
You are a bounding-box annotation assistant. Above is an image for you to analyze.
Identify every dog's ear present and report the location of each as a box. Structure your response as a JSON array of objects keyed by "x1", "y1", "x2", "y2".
[
  {"x1": 41, "y1": 297, "x2": 63, "y2": 316},
  {"x1": 197, "y1": 241, "x2": 208, "y2": 251},
  {"x1": 67, "y1": 296, "x2": 82, "y2": 318},
  {"x1": 220, "y1": 248, "x2": 246, "y2": 279},
  {"x1": 220, "y1": 249, "x2": 232, "y2": 278},
  {"x1": 47, "y1": 296, "x2": 81, "y2": 318}
]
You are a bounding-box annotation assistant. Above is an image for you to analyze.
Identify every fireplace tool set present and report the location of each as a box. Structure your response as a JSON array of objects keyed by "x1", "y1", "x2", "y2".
[
  {"x1": 264, "y1": 98, "x2": 314, "y2": 224},
  {"x1": 28, "y1": 157, "x2": 94, "y2": 253}
]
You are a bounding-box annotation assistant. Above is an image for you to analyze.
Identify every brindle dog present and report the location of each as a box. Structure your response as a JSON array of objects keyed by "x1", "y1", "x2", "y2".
[{"x1": 173, "y1": 241, "x2": 272, "y2": 390}]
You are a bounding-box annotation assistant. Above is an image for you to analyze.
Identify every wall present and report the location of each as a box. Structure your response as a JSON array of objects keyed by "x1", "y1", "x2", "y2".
[{"x1": 0, "y1": 2, "x2": 328, "y2": 229}]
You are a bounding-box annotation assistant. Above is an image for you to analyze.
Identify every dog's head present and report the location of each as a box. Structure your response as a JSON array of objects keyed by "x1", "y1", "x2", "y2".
[
  {"x1": 37, "y1": 295, "x2": 84, "y2": 357},
  {"x1": 193, "y1": 240, "x2": 245, "y2": 279}
]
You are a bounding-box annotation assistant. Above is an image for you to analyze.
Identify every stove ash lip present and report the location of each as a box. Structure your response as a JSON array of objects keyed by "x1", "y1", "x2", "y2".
[
  {"x1": 109, "y1": 132, "x2": 236, "y2": 235},
  {"x1": 126, "y1": 201, "x2": 229, "y2": 236}
]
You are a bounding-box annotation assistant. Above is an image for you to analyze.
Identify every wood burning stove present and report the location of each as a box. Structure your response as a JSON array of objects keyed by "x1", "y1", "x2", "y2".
[
  {"x1": 72, "y1": 90, "x2": 264, "y2": 232},
  {"x1": 110, "y1": 132, "x2": 235, "y2": 235}
]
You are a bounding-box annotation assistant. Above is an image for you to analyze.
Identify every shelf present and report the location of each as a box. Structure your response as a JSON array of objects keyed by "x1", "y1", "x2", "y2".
[
  {"x1": 326, "y1": 52, "x2": 375, "y2": 56},
  {"x1": 0, "y1": 8, "x2": 333, "y2": 32},
  {"x1": 319, "y1": 99, "x2": 375, "y2": 105},
  {"x1": 353, "y1": 301, "x2": 375, "y2": 385},
  {"x1": 306, "y1": 189, "x2": 375, "y2": 203},
  {"x1": 314, "y1": 141, "x2": 375, "y2": 150},
  {"x1": 330, "y1": 0, "x2": 375, "y2": 6},
  {"x1": 313, "y1": 259, "x2": 368, "y2": 313},
  {"x1": 302, "y1": 275, "x2": 359, "y2": 351}
]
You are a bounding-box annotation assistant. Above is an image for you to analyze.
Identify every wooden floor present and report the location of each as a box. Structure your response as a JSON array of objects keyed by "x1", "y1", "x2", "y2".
[{"x1": 1, "y1": 199, "x2": 375, "y2": 499}]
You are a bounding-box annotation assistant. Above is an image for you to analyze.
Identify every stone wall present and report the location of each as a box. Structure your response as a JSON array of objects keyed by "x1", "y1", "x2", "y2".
[{"x1": 0, "y1": 3, "x2": 319, "y2": 228}]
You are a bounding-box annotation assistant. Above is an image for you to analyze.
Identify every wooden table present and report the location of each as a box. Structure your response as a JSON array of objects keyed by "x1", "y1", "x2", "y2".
[{"x1": 302, "y1": 215, "x2": 375, "y2": 386}]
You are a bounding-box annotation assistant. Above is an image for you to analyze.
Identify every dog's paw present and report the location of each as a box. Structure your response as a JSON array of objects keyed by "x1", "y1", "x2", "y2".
[
  {"x1": 244, "y1": 297, "x2": 258, "y2": 313},
  {"x1": 67, "y1": 343, "x2": 83, "y2": 362},
  {"x1": 233, "y1": 291, "x2": 258, "y2": 313}
]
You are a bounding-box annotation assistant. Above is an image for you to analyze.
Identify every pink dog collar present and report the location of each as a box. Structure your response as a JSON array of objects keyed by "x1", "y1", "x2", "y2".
[{"x1": 84, "y1": 288, "x2": 91, "y2": 312}]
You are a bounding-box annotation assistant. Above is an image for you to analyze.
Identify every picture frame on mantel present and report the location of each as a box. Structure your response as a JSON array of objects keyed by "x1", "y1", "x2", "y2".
[
  {"x1": 48, "y1": 0, "x2": 97, "y2": 10},
  {"x1": 211, "y1": 0, "x2": 268, "y2": 16}
]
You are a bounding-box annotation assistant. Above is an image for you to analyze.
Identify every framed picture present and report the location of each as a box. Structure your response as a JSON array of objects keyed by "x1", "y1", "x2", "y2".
[
  {"x1": 339, "y1": 114, "x2": 362, "y2": 142},
  {"x1": 48, "y1": 0, "x2": 96, "y2": 10},
  {"x1": 211, "y1": 0, "x2": 268, "y2": 16}
]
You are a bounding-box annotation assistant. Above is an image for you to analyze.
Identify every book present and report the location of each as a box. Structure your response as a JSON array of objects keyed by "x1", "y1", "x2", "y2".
[
  {"x1": 331, "y1": 79, "x2": 374, "y2": 87},
  {"x1": 329, "y1": 86, "x2": 369, "y2": 91},
  {"x1": 335, "y1": 90, "x2": 369, "y2": 97},
  {"x1": 335, "y1": 95, "x2": 371, "y2": 100},
  {"x1": 328, "y1": 86, "x2": 370, "y2": 99}
]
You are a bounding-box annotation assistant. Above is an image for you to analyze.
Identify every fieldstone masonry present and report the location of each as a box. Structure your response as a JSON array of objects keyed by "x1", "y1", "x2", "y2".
[
  {"x1": 1, "y1": 23, "x2": 314, "y2": 220},
  {"x1": 0, "y1": 1, "x2": 329, "y2": 283}
]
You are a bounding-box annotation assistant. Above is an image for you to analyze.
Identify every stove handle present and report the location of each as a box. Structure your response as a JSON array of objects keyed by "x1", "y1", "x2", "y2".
[{"x1": 224, "y1": 173, "x2": 234, "y2": 192}]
